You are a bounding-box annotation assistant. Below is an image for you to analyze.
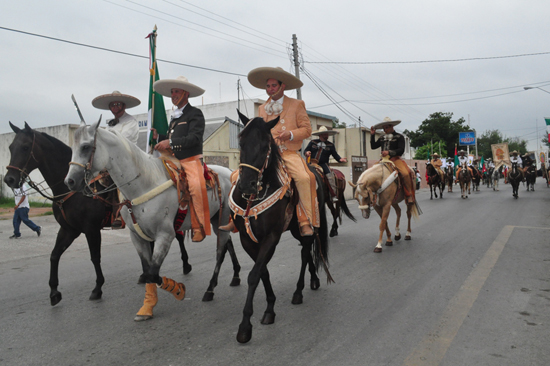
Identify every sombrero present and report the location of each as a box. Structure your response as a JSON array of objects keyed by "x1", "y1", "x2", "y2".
[
  {"x1": 92, "y1": 91, "x2": 141, "y2": 110},
  {"x1": 431, "y1": 153, "x2": 440, "y2": 158},
  {"x1": 372, "y1": 117, "x2": 401, "y2": 130},
  {"x1": 511, "y1": 150, "x2": 518, "y2": 155},
  {"x1": 153, "y1": 76, "x2": 205, "y2": 98},
  {"x1": 247, "y1": 67, "x2": 303, "y2": 90},
  {"x1": 311, "y1": 125, "x2": 338, "y2": 136},
  {"x1": 458, "y1": 150, "x2": 466, "y2": 154}
]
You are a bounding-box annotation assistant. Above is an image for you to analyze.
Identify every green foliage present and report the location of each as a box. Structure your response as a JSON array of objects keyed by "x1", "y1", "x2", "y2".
[
  {"x1": 0, "y1": 196, "x2": 52, "y2": 209},
  {"x1": 403, "y1": 112, "x2": 470, "y2": 155},
  {"x1": 413, "y1": 141, "x2": 448, "y2": 160},
  {"x1": 505, "y1": 137, "x2": 528, "y2": 155},
  {"x1": 333, "y1": 119, "x2": 347, "y2": 128},
  {"x1": 477, "y1": 129, "x2": 503, "y2": 159}
]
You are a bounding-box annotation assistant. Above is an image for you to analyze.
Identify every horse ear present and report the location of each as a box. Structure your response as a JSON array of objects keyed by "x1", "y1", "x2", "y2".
[
  {"x1": 266, "y1": 116, "x2": 280, "y2": 131},
  {"x1": 236, "y1": 109, "x2": 249, "y2": 126},
  {"x1": 23, "y1": 121, "x2": 32, "y2": 132},
  {"x1": 92, "y1": 115, "x2": 102, "y2": 130},
  {"x1": 9, "y1": 121, "x2": 21, "y2": 134}
]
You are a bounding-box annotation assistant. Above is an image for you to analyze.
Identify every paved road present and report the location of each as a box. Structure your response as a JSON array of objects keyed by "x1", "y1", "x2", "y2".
[{"x1": 1, "y1": 179, "x2": 549, "y2": 366}]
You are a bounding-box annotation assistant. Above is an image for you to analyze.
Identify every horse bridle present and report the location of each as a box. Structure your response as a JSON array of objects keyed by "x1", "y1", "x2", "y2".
[
  {"x1": 238, "y1": 143, "x2": 272, "y2": 200},
  {"x1": 6, "y1": 131, "x2": 39, "y2": 186}
]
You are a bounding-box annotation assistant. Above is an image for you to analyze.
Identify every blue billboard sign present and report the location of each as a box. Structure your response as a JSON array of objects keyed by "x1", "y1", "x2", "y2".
[{"x1": 459, "y1": 132, "x2": 476, "y2": 146}]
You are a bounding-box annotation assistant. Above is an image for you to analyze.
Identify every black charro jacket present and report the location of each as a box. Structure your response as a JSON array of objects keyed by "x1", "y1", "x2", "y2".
[{"x1": 159, "y1": 103, "x2": 205, "y2": 160}]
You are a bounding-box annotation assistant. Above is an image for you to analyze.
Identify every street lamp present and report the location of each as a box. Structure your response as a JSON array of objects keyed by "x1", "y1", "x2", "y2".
[{"x1": 524, "y1": 86, "x2": 550, "y2": 95}]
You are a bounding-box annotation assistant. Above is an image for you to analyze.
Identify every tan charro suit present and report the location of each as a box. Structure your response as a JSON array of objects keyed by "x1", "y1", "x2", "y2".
[
  {"x1": 259, "y1": 96, "x2": 319, "y2": 228},
  {"x1": 431, "y1": 158, "x2": 445, "y2": 181}
]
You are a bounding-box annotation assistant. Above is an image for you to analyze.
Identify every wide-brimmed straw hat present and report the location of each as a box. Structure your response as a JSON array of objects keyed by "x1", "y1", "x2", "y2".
[
  {"x1": 153, "y1": 76, "x2": 205, "y2": 98},
  {"x1": 247, "y1": 67, "x2": 303, "y2": 90},
  {"x1": 511, "y1": 150, "x2": 518, "y2": 155},
  {"x1": 372, "y1": 117, "x2": 401, "y2": 130},
  {"x1": 311, "y1": 126, "x2": 338, "y2": 136},
  {"x1": 92, "y1": 91, "x2": 141, "y2": 110},
  {"x1": 431, "y1": 153, "x2": 440, "y2": 158},
  {"x1": 458, "y1": 150, "x2": 466, "y2": 154}
]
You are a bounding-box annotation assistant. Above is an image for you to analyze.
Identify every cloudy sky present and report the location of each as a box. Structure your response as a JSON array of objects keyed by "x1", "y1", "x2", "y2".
[{"x1": 2, "y1": 0, "x2": 550, "y2": 152}]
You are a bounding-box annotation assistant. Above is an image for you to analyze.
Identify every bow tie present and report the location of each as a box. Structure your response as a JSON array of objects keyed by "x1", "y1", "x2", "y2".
[
  {"x1": 108, "y1": 118, "x2": 119, "y2": 127},
  {"x1": 265, "y1": 100, "x2": 283, "y2": 116}
]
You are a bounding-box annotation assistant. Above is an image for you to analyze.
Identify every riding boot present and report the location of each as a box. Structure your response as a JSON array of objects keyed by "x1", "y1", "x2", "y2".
[
  {"x1": 219, "y1": 216, "x2": 238, "y2": 233},
  {"x1": 326, "y1": 172, "x2": 338, "y2": 202}
]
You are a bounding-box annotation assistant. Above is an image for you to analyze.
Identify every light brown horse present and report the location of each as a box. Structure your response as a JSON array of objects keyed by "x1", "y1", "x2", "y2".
[{"x1": 349, "y1": 162, "x2": 420, "y2": 253}]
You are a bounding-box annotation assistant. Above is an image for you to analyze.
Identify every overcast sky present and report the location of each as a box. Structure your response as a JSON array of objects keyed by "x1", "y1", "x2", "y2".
[{"x1": 2, "y1": 0, "x2": 550, "y2": 152}]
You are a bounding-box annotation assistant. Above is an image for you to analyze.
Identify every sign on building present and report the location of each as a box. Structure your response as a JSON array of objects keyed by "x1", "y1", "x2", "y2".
[{"x1": 459, "y1": 132, "x2": 476, "y2": 146}]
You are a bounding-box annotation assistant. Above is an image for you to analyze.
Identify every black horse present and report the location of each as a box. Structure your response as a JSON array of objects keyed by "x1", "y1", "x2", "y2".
[
  {"x1": 445, "y1": 165, "x2": 454, "y2": 192},
  {"x1": 426, "y1": 163, "x2": 445, "y2": 199},
  {"x1": 508, "y1": 161, "x2": 523, "y2": 199},
  {"x1": 525, "y1": 165, "x2": 536, "y2": 191},
  {"x1": 309, "y1": 164, "x2": 356, "y2": 237},
  {"x1": 4, "y1": 123, "x2": 238, "y2": 306},
  {"x1": 471, "y1": 166, "x2": 482, "y2": 192},
  {"x1": 230, "y1": 113, "x2": 330, "y2": 343}
]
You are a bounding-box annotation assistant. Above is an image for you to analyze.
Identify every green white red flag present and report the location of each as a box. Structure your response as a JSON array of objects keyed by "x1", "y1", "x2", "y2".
[
  {"x1": 145, "y1": 26, "x2": 168, "y2": 153},
  {"x1": 545, "y1": 118, "x2": 550, "y2": 143}
]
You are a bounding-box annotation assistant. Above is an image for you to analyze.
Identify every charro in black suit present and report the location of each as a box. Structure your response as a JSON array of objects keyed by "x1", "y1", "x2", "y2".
[{"x1": 159, "y1": 104, "x2": 205, "y2": 159}]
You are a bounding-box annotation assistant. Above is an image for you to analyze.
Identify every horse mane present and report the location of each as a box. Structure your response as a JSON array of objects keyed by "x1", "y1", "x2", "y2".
[{"x1": 35, "y1": 130, "x2": 73, "y2": 156}]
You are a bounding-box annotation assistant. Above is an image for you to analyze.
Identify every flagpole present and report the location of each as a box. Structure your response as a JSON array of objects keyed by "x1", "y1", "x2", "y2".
[{"x1": 146, "y1": 26, "x2": 157, "y2": 154}]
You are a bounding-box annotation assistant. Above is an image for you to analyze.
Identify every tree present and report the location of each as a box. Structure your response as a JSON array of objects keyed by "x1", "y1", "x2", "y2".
[
  {"x1": 505, "y1": 137, "x2": 528, "y2": 155},
  {"x1": 477, "y1": 129, "x2": 503, "y2": 159},
  {"x1": 403, "y1": 112, "x2": 470, "y2": 155},
  {"x1": 413, "y1": 141, "x2": 448, "y2": 160}
]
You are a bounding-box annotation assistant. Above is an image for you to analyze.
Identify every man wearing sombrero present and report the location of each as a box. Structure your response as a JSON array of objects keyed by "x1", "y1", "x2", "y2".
[
  {"x1": 430, "y1": 153, "x2": 445, "y2": 182},
  {"x1": 455, "y1": 149, "x2": 473, "y2": 181},
  {"x1": 92, "y1": 91, "x2": 141, "y2": 144},
  {"x1": 370, "y1": 117, "x2": 415, "y2": 204},
  {"x1": 304, "y1": 126, "x2": 347, "y2": 201},
  {"x1": 152, "y1": 76, "x2": 210, "y2": 242},
  {"x1": 246, "y1": 66, "x2": 319, "y2": 236}
]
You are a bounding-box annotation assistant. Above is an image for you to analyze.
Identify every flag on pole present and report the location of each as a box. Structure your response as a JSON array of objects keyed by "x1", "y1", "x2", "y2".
[
  {"x1": 545, "y1": 118, "x2": 550, "y2": 143},
  {"x1": 145, "y1": 26, "x2": 168, "y2": 153},
  {"x1": 454, "y1": 144, "x2": 459, "y2": 174},
  {"x1": 480, "y1": 156, "x2": 485, "y2": 172}
]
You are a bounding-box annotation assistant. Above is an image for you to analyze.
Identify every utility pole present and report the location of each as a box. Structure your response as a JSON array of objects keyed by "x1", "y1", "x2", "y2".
[
  {"x1": 237, "y1": 79, "x2": 240, "y2": 113},
  {"x1": 292, "y1": 34, "x2": 302, "y2": 100}
]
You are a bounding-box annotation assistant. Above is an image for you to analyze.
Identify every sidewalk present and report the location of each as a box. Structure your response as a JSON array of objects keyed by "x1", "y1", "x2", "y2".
[{"x1": 0, "y1": 207, "x2": 53, "y2": 220}]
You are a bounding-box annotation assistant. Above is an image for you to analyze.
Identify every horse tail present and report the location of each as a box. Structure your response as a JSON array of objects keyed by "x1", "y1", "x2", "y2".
[
  {"x1": 313, "y1": 173, "x2": 333, "y2": 284},
  {"x1": 410, "y1": 200, "x2": 422, "y2": 219},
  {"x1": 339, "y1": 197, "x2": 357, "y2": 222}
]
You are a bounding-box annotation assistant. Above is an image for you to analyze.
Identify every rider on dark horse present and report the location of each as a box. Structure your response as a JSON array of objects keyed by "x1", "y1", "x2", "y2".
[
  {"x1": 429, "y1": 153, "x2": 445, "y2": 183},
  {"x1": 304, "y1": 126, "x2": 347, "y2": 202},
  {"x1": 455, "y1": 150, "x2": 473, "y2": 182},
  {"x1": 522, "y1": 154, "x2": 534, "y2": 174},
  {"x1": 370, "y1": 117, "x2": 416, "y2": 204}
]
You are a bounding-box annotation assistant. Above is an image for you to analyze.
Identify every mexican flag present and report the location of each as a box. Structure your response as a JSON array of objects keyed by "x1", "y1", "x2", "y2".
[
  {"x1": 454, "y1": 145, "x2": 459, "y2": 174},
  {"x1": 145, "y1": 27, "x2": 168, "y2": 153},
  {"x1": 545, "y1": 118, "x2": 550, "y2": 143},
  {"x1": 480, "y1": 156, "x2": 485, "y2": 173}
]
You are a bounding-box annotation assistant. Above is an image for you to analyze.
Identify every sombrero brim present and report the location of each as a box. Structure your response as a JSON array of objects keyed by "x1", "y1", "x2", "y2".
[
  {"x1": 247, "y1": 67, "x2": 303, "y2": 90},
  {"x1": 154, "y1": 79, "x2": 205, "y2": 98},
  {"x1": 372, "y1": 120, "x2": 401, "y2": 130},
  {"x1": 92, "y1": 93, "x2": 141, "y2": 110},
  {"x1": 312, "y1": 130, "x2": 339, "y2": 136}
]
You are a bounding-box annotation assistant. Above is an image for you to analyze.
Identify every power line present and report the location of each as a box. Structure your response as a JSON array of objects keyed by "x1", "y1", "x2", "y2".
[
  {"x1": 0, "y1": 26, "x2": 246, "y2": 77},
  {"x1": 305, "y1": 51, "x2": 550, "y2": 65}
]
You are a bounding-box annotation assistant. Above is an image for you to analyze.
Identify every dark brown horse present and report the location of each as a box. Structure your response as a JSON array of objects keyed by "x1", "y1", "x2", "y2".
[
  {"x1": 426, "y1": 163, "x2": 445, "y2": 199},
  {"x1": 230, "y1": 112, "x2": 330, "y2": 343},
  {"x1": 445, "y1": 165, "x2": 454, "y2": 192},
  {"x1": 471, "y1": 166, "x2": 482, "y2": 192},
  {"x1": 524, "y1": 165, "x2": 536, "y2": 191},
  {"x1": 508, "y1": 161, "x2": 523, "y2": 199},
  {"x1": 309, "y1": 163, "x2": 356, "y2": 236},
  {"x1": 457, "y1": 163, "x2": 471, "y2": 199}
]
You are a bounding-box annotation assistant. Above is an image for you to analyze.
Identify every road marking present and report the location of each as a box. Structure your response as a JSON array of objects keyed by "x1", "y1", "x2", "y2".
[{"x1": 403, "y1": 225, "x2": 516, "y2": 366}]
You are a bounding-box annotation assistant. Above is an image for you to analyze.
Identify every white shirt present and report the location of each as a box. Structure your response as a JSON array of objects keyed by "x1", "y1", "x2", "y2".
[
  {"x1": 13, "y1": 183, "x2": 30, "y2": 209},
  {"x1": 510, "y1": 155, "x2": 523, "y2": 168},
  {"x1": 171, "y1": 104, "x2": 188, "y2": 120},
  {"x1": 107, "y1": 112, "x2": 139, "y2": 144}
]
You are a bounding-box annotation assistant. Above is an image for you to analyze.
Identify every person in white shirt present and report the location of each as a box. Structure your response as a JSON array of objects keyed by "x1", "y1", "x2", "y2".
[
  {"x1": 92, "y1": 91, "x2": 141, "y2": 144},
  {"x1": 10, "y1": 183, "x2": 41, "y2": 239},
  {"x1": 510, "y1": 151, "x2": 523, "y2": 167}
]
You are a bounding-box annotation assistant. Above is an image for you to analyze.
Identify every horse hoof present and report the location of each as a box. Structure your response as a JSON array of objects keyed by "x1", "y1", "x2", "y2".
[
  {"x1": 230, "y1": 277, "x2": 241, "y2": 287},
  {"x1": 311, "y1": 278, "x2": 320, "y2": 290},
  {"x1": 202, "y1": 291, "x2": 214, "y2": 302},
  {"x1": 134, "y1": 314, "x2": 153, "y2": 322},
  {"x1": 237, "y1": 325, "x2": 252, "y2": 344},
  {"x1": 329, "y1": 229, "x2": 338, "y2": 237},
  {"x1": 385, "y1": 241, "x2": 393, "y2": 246},
  {"x1": 405, "y1": 235, "x2": 411, "y2": 240},
  {"x1": 292, "y1": 293, "x2": 304, "y2": 304},
  {"x1": 261, "y1": 312, "x2": 276, "y2": 325},
  {"x1": 395, "y1": 234, "x2": 401, "y2": 241},
  {"x1": 374, "y1": 247, "x2": 382, "y2": 253},
  {"x1": 50, "y1": 291, "x2": 62, "y2": 306},
  {"x1": 183, "y1": 264, "x2": 192, "y2": 275},
  {"x1": 89, "y1": 290, "x2": 102, "y2": 301}
]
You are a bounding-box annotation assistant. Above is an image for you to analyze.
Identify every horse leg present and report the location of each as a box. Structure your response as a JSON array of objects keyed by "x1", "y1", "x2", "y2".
[
  {"x1": 430, "y1": 185, "x2": 434, "y2": 199},
  {"x1": 176, "y1": 232, "x2": 192, "y2": 275},
  {"x1": 405, "y1": 203, "x2": 413, "y2": 240},
  {"x1": 292, "y1": 239, "x2": 310, "y2": 305},
  {"x1": 237, "y1": 237, "x2": 278, "y2": 343},
  {"x1": 374, "y1": 205, "x2": 390, "y2": 253},
  {"x1": 328, "y1": 203, "x2": 338, "y2": 237},
  {"x1": 49, "y1": 227, "x2": 81, "y2": 306},
  {"x1": 393, "y1": 203, "x2": 401, "y2": 241},
  {"x1": 84, "y1": 229, "x2": 105, "y2": 301}
]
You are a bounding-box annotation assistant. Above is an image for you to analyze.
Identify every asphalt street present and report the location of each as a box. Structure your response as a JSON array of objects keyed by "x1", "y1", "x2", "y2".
[{"x1": 1, "y1": 178, "x2": 549, "y2": 366}]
